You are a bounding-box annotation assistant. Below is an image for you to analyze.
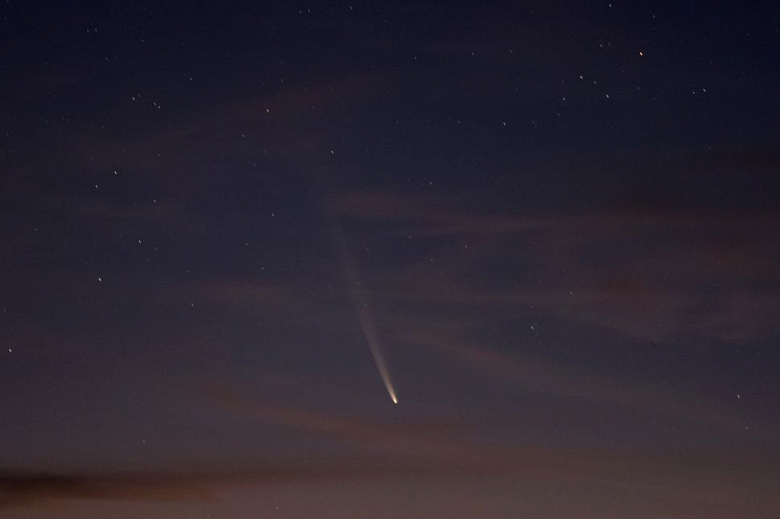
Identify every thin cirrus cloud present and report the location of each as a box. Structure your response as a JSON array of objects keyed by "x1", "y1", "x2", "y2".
[
  {"x1": 0, "y1": 452, "x2": 770, "y2": 512},
  {"x1": 193, "y1": 383, "x2": 780, "y2": 508},
  {"x1": 332, "y1": 191, "x2": 780, "y2": 344},
  {"x1": 399, "y1": 327, "x2": 775, "y2": 437},
  {"x1": 2, "y1": 379, "x2": 778, "y2": 512},
  {"x1": 0, "y1": 460, "x2": 444, "y2": 511}
]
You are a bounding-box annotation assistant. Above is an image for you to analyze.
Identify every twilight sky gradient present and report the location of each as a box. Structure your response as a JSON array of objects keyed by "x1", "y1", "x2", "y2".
[{"x1": 2, "y1": 1, "x2": 779, "y2": 518}]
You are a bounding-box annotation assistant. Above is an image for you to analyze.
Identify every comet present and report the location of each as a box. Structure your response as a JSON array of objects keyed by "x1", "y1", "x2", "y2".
[{"x1": 332, "y1": 226, "x2": 398, "y2": 405}]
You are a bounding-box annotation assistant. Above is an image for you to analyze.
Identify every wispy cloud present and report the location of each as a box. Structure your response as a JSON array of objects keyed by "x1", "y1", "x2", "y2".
[
  {"x1": 332, "y1": 191, "x2": 780, "y2": 344},
  {"x1": 402, "y1": 327, "x2": 775, "y2": 437},
  {"x1": 2, "y1": 374, "x2": 778, "y2": 512},
  {"x1": 4, "y1": 381, "x2": 769, "y2": 511}
]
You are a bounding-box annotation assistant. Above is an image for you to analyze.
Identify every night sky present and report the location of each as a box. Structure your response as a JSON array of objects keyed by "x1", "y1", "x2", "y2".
[{"x1": 2, "y1": 1, "x2": 780, "y2": 517}]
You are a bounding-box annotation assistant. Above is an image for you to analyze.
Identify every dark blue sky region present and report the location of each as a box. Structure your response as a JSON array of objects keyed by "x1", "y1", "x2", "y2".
[{"x1": 1, "y1": 1, "x2": 779, "y2": 517}]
